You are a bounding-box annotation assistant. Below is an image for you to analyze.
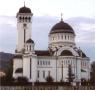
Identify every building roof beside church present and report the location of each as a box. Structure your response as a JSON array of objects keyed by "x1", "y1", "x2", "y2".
[{"x1": 35, "y1": 50, "x2": 52, "y2": 56}]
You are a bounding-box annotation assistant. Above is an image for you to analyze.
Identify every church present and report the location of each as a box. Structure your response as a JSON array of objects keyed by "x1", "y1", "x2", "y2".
[{"x1": 13, "y1": 5, "x2": 90, "y2": 83}]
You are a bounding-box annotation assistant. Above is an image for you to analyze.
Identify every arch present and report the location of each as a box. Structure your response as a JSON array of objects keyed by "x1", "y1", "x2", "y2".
[
  {"x1": 28, "y1": 17, "x2": 31, "y2": 22},
  {"x1": 55, "y1": 46, "x2": 79, "y2": 56},
  {"x1": 60, "y1": 50, "x2": 73, "y2": 56},
  {"x1": 19, "y1": 17, "x2": 21, "y2": 20},
  {"x1": 23, "y1": 17, "x2": 24, "y2": 22},
  {"x1": 25, "y1": 17, "x2": 27, "y2": 22}
]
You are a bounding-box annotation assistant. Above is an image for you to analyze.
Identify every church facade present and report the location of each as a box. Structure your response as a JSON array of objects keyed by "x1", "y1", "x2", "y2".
[{"x1": 13, "y1": 5, "x2": 90, "y2": 83}]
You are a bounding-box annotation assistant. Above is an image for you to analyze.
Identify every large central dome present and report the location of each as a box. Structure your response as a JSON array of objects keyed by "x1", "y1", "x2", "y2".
[{"x1": 50, "y1": 20, "x2": 75, "y2": 34}]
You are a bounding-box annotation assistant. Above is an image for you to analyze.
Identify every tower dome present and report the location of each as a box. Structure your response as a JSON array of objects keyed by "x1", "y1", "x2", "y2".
[
  {"x1": 50, "y1": 20, "x2": 75, "y2": 35},
  {"x1": 19, "y1": 6, "x2": 31, "y2": 13}
]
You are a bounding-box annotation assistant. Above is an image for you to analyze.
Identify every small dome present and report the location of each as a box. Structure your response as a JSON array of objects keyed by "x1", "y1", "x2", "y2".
[
  {"x1": 50, "y1": 21, "x2": 75, "y2": 34},
  {"x1": 19, "y1": 6, "x2": 31, "y2": 13},
  {"x1": 26, "y1": 39, "x2": 34, "y2": 43}
]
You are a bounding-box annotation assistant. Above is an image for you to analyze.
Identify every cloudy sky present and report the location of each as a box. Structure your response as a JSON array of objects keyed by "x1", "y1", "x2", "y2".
[{"x1": 0, "y1": 0, "x2": 95, "y2": 61}]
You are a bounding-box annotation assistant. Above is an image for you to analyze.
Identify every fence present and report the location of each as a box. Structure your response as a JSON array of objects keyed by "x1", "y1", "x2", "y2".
[{"x1": 0, "y1": 86, "x2": 95, "y2": 90}]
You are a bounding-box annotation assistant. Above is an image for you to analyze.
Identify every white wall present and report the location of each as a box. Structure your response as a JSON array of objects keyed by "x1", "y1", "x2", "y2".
[{"x1": 13, "y1": 58, "x2": 23, "y2": 78}]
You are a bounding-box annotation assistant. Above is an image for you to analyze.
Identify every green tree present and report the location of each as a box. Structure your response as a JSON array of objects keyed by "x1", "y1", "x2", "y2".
[
  {"x1": 0, "y1": 59, "x2": 14, "y2": 84},
  {"x1": 67, "y1": 64, "x2": 75, "y2": 84},
  {"x1": 90, "y1": 61, "x2": 95, "y2": 83},
  {"x1": 46, "y1": 75, "x2": 54, "y2": 82}
]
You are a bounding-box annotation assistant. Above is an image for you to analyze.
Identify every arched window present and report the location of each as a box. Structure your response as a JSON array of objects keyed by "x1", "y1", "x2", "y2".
[
  {"x1": 30, "y1": 45, "x2": 31, "y2": 51},
  {"x1": 25, "y1": 17, "x2": 27, "y2": 22},
  {"x1": 29, "y1": 17, "x2": 31, "y2": 22},
  {"x1": 68, "y1": 36, "x2": 69, "y2": 40},
  {"x1": 65, "y1": 35, "x2": 66, "y2": 40},
  {"x1": 19, "y1": 17, "x2": 21, "y2": 22},
  {"x1": 22, "y1": 17, "x2": 24, "y2": 22},
  {"x1": 61, "y1": 35, "x2": 63, "y2": 39}
]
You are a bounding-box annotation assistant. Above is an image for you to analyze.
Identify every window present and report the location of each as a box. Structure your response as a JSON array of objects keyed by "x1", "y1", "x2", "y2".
[
  {"x1": 61, "y1": 35, "x2": 63, "y2": 39},
  {"x1": 37, "y1": 70, "x2": 40, "y2": 78},
  {"x1": 38, "y1": 61, "x2": 39, "y2": 65},
  {"x1": 30, "y1": 58, "x2": 32, "y2": 79},
  {"x1": 43, "y1": 71, "x2": 45, "y2": 78},
  {"x1": 23, "y1": 23, "x2": 27, "y2": 27},
  {"x1": 65, "y1": 35, "x2": 66, "y2": 39},
  {"x1": 25, "y1": 17, "x2": 27, "y2": 22},
  {"x1": 48, "y1": 61, "x2": 50, "y2": 65},
  {"x1": 43, "y1": 61, "x2": 45, "y2": 65},
  {"x1": 19, "y1": 17, "x2": 21, "y2": 22},
  {"x1": 24, "y1": 29, "x2": 26, "y2": 43},
  {"x1": 30, "y1": 45, "x2": 31, "y2": 51},
  {"x1": 68, "y1": 36, "x2": 69, "y2": 40},
  {"x1": 40, "y1": 61, "x2": 42, "y2": 65},
  {"x1": 27, "y1": 45, "x2": 28, "y2": 50},
  {"x1": 64, "y1": 60, "x2": 65, "y2": 65},
  {"x1": 29, "y1": 17, "x2": 31, "y2": 22},
  {"x1": 48, "y1": 71, "x2": 50, "y2": 76},
  {"x1": 53, "y1": 37, "x2": 54, "y2": 40},
  {"x1": 46, "y1": 61, "x2": 47, "y2": 65}
]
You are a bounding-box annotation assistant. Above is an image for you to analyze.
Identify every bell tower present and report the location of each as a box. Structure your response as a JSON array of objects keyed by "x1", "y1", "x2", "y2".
[{"x1": 16, "y1": 4, "x2": 33, "y2": 53}]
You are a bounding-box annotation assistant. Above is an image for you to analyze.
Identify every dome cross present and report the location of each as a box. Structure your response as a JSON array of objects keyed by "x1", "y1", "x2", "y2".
[
  {"x1": 24, "y1": 1, "x2": 25, "y2": 7},
  {"x1": 61, "y1": 13, "x2": 63, "y2": 21}
]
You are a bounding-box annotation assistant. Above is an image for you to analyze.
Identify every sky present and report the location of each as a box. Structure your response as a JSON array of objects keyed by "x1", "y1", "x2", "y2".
[{"x1": 0, "y1": 0, "x2": 95, "y2": 61}]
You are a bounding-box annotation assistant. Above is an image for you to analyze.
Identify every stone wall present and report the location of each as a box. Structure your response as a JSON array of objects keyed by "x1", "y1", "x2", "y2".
[{"x1": 0, "y1": 86, "x2": 95, "y2": 90}]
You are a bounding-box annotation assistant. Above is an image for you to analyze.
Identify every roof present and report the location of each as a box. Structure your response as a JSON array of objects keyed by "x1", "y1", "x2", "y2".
[
  {"x1": 50, "y1": 20, "x2": 75, "y2": 34},
  {"x1": 35, "y1": 50, "x2": 52, "y2": 56},
  {"x1": 19, "y1": 6, "x2": 31, "y2": 13},
  {"x1": 77, "y1": 50, "x2": 87, "y2": 58},
  {"x1": 13, "y1": 54, "x2": 22, "y2": 59},
  {"x1": 26, "y1": 39, "x2": 34, "y2": 43}
]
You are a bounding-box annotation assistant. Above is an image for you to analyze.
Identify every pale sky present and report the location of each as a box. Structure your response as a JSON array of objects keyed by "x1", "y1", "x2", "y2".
[
  {"x1": 0, "y1": 0, "x2": 95, "y2": 61},
  {"x1": 0, "y1": 0, "x2": 95, "y2": 18}
]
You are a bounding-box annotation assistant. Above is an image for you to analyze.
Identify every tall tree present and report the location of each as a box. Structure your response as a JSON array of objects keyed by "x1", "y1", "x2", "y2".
[
  {"x1": 46, "y1": 75, "x2": 54, "y2": 82},
  {"x1": 90, "y1": 61, "x2": 95, "y2": 83},
  {"x1": 67, "y1": 64, "x2": 75, "y2": 84}
]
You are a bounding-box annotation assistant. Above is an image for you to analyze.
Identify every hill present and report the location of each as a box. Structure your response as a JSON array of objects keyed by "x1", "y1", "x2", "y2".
[{"x1": 0, "y1": 52, "x2": 14, "y2": 71}]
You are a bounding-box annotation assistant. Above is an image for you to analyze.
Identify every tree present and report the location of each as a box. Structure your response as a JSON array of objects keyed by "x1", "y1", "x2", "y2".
[
  {"x1": 46, "y1": 75, "x2": 54, "y2": 82},
  {"x1": 90, "y1": 61, "x2": 95, "y2": 83},
  {"x1": 0, "y1": 59, "x2": 14, "y2": 84},
  {"x1": 5, "y1": 59, "x2": 13, "y2": 80},
  {"x1": 67, "y1": 64, "x2": 75, "y2": 84}
]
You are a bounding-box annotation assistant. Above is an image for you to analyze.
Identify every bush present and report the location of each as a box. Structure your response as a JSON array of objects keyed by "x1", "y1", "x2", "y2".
[
  {"x1": 46, "y1": 75, "x2": 54, "y2": 82},
  {"x1": 16, "y1": 76, "x2": 28, "y2": 84}
]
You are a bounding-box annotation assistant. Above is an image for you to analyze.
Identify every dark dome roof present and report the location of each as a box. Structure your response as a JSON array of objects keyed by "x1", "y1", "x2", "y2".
[
  {"x1": 19, "y1": 6, "x2": 31, "y2": 13},
  {"x1": 26, "y1": 39, "x2": 34, "y2": 43},
  {"x1": 50, "y1": 21, "x2": 75, "y2": 34}
]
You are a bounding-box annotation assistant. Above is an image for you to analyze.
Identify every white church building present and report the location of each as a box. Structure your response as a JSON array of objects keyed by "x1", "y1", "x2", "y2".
[{"x1": 13, "y1": 5, "x2": 90, "y2": 83}]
